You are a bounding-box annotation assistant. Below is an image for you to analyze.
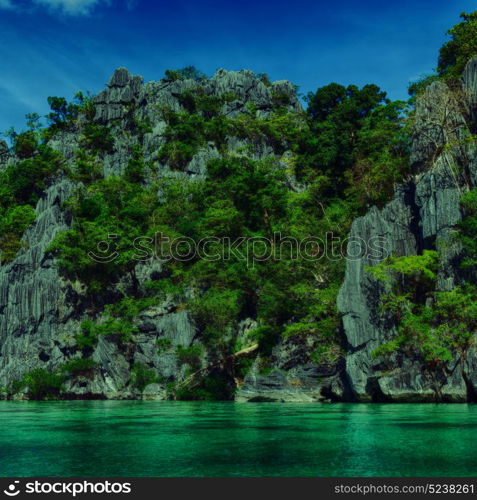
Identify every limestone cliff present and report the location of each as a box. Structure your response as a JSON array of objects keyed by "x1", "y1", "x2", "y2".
[
  {"x1": 2, "y1": 59, "x2": 477, "y2": 402},
  {"x1": 337, "y1": 57, "x2": 477, "y2": 402},
  {"x1": 0, "y1": 68, "x2": 302, "y2": 399}
]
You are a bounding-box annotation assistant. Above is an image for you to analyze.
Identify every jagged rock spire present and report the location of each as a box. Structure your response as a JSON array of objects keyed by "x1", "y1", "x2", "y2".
[{"x1": 108, "y1": 67, "x2": 132, "y2": 88}]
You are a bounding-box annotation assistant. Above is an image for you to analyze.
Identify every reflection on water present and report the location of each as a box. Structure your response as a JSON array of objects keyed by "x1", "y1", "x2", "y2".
[{"x1": 0, "y1": 401, "x2": 476, "y2": 477}]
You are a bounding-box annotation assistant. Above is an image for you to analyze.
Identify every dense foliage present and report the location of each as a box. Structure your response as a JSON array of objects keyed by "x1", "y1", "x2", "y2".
[
  {"x1": 438, "y1": 11, "x2": 477, "y2": 79},
  {"x1": 302, "y1": 83, "x2": 409, "y2": 203}
]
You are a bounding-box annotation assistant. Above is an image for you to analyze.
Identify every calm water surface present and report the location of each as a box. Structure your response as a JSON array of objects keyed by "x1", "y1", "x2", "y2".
[{"x1": 0, "y1": 401, "x2": 476, "y2": 477}]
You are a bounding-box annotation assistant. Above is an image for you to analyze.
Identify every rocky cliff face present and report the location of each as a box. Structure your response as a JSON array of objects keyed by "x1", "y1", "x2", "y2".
[
  {"x1": 3, "y1": 60, "x2": 477, "y2": 402},
  {"x1": 235, "y1": 334, "x2": 345, "y2": 402},
  {"x1": 0, "y1": 68, "x2": 304, "y2": 399},
  {"x1": 337, "y1": 57, "x2": 477, "y2": 402}
]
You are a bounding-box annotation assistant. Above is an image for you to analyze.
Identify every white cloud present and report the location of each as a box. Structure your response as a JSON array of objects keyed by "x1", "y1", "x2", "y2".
[
  {"x1": 0, "y1": 0, "x2": 14, "y2": 10},
  {"x1": 33, "y1": 0, "x2": 110, "y2": 16}
]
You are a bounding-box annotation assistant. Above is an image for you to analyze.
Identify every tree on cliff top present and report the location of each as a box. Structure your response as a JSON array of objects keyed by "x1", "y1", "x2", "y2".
[{"x1": 438, "y1": 11, "x2": 477, "y2": 79}]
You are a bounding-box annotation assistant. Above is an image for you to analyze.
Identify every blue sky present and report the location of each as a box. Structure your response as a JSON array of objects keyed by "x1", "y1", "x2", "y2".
[{"x1": 0, "y1": 0, "x2": 476, "y2": 132}]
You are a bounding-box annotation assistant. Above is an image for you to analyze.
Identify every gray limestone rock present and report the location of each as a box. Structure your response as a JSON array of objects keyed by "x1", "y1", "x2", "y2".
[
  {"x1": 5, "y1": 59, "x2": 477, "y2": 403},
  {"x1": 236, "y1": 335, "x2": 344, "y2": 402},
  {"x1": 337, "y1": 57, "x2": 477, "y2": 402}
]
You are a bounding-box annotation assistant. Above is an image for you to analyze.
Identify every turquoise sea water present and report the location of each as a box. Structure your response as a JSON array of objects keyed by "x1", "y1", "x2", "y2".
[{"x1": 0, "y1": 401, "x2": 476, "y2": 477}]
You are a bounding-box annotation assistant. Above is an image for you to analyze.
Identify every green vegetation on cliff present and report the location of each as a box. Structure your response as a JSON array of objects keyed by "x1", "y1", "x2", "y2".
[
  {"x1": 2, "y1": 9, "x2": 477, "y2": 400},
  {"x1": 438, "y1": 11, "x2": 477, "y2": 79},
  {"x1": 41, "y1": 75, "x2": 409, "y2": 398}
]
